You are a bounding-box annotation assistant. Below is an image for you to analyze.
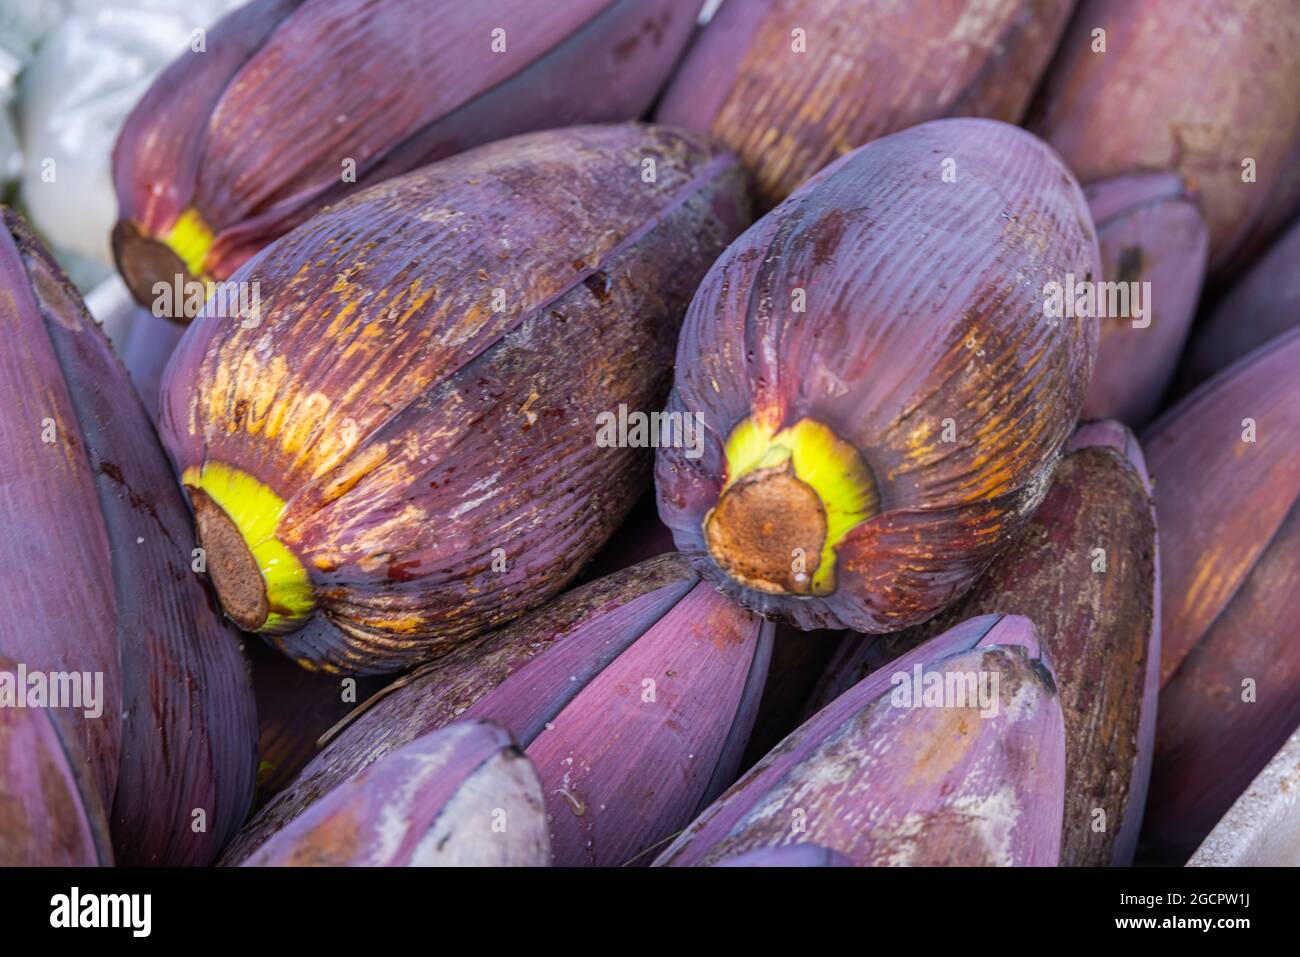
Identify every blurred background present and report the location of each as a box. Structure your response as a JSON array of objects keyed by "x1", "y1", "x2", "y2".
[{"x1": 0, "y1": 1, "x2": 245, "y2": 339}]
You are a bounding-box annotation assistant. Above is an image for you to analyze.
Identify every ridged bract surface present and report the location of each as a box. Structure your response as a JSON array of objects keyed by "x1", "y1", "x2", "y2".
[
  {"x1": 112, "y1": 0, "x2": 701, "y2": 292},
  {"x1": 657, "y1": 0, "x2": 1075, "y2": 207},
  {"x1": 656, "y1": 614, "x2": 1066, "y2": 866},
  {"x1": 241, "y1": 721, "x2": 550, "y2": 866},
  {"x1": 656, "y1": 118, "x2": 1099, "y2": 632},
  {"x1": 1027, "y1": 0, "x2": 1300, "y2": 274},
  {"x1": 813, "y1": 421, "x2": 1159, "y2": 865},
  {"x1": 221, "y1": 555, "x2": 773, "y2": 867},
  {"x1": 0, "y1": 208, "x2": 256, "y2": 866},
  {"x1": 160, "y1": 124, "x2": 751, "y2": 673},
  {"x1": 1145, "y1": 329, "x2": 1300, "y2": 686},
  {"x1": 1140, "y1": 328, "x2": 1300, "y2": 862}
]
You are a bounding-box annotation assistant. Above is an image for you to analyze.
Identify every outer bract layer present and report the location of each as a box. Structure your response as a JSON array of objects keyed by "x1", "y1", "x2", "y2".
[
  {"x1": 813, "y1": 421, "x2": 1159, "y2": 866},
  {"x1": 1140, "y1": 328, "x2": 1300, "y2": 862},
  {"x1": 241, "y1": 721, "x2": 550, "y2": 867},
  {"x1": 657, "y1": 0, "x2": 1075, "y2": 208},
  {"x1": 0, "y1": 656, "x2": 109, "y2": 866},
  {"x1": 1184, "y1": 217, "x2": 1300, "y2": 387},
  {"x1": 159, "y1": 124, "x2": 751, "y2": 674},
  {"x1": 1027, "y1": 0, "x2": 1300, "y2": 275},
  {"x1": 656, "y1": 118, "x2": 1099, "y2": 632},
  {"x1": 0, "y1": 207, "x2": 256, "y2": 866},
  {"x1": 112, "y1": 0, "x2": 702, "y2": 313},
  {"x1": 655, "y1": 614, "x2": 1066, "y2": 867},
  {"x1": 221, "y1": 555, "x2": 773, "y2": 867},
  {"x1": 1144, "y1": 328, "x2": 1300, "y2": 687}
]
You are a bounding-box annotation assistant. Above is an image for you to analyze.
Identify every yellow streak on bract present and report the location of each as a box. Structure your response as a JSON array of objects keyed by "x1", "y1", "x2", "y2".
[
  {"x1": 324, "y1": 299, "x2": 362, "y2": 339},
  {"x1": 260, "y1": 380, "x2": 293, "y2": 446},
  {"x1": 315, "y1": 440, "x2": 390, "y2": 501},
  {"x1": 398, "y1": 287, "x2": 434, "y2": 326},
  {"x1": 720, "y1": 416, "x2": 878, "y2": 593},
  {"x1": 278, "y1": 391, "x2": 331, "y2": 458},
  {"x1": 182, "y1": 462, "x2": 314, "y2": 633},
  {"x1": 353, "y1": 613, "x2": 424, "y2": 635},
  {"x1": 206, "y1": 354, "x2": 233, "y2": 434},
  {"x1": 1180, "y1": 542, "x2": 1254, "y2": 631},
  {"x1": 1183, "y1": 552, "x2": 1219, "y2": 621},
  {"x1": 286, "y1": 263, "x2": 314, "y2": 291},
  {"x1": 331, "y1": 263, "x2": 366, "y2": 297},
  {"x1": 338, "y1": 325, "x2": 384, "y2": 364},
  {"x1": 305, "y1": 412, "x2": 363, "y2": 482},
  {"x1": 320, "y1": 501, "x2": 426, "y2": 569},
  {"x1": 245, "y1": 355, "x2": 290, "y2": 437},
  {"x1": 292, "y1": 656, "x2": 325, "y2": 674},
  {"x1": 902, "y1": 417, "x2": 938, "y2": 472}
]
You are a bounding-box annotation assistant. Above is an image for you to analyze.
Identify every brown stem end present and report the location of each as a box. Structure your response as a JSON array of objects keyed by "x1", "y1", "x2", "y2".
[
  {"x1": 704, "y1": 462, "x2": 827, "y2": 595},
  {"x1": 190, "y1": 486, "x2": 269, "y2": 632}
]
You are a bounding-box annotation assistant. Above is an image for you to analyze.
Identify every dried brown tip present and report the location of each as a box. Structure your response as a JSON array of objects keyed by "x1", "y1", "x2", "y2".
[
  {"x1": 704, "y1": 462, "x2": 826, "y2": 595},
  {"x1": 190, "y1": 487, "x2": 268, "y2": 631},
  {"x1": 112, "y1": 219, "x2": 196, "y2": 318}
]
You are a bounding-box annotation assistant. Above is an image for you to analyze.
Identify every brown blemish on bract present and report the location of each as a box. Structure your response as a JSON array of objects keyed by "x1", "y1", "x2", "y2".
[
  {"x1": 26, "y1": 257, "x2": 86, "y2": 332},
  {"x1": 612, "y1": 34, "x2": 639, "y2": 63},
  {"x1": 1116, "y1": 245, "x2": 1146, "y2": 284},
  {"x1": 811, "y1": 209, "x2": 847, "y2": 266},
  {"x1": 583, "y1": 271, "x2": 613, "y2": 303},
  {"x1": 284, "y1": 806, "x2": 363, "y2": 866},
  {"x1": 36, "y1": 731, "x2": 89, "y2": 861},
  {"x1": 900, "y1": 702, "x2": 976, "y2": 794},
  {"x1": 386, "y1": 558, "x2": 421, "y2": 582},
  {"x1": 704, "y1": 462, "x2": 826, "y2": 595},
  {"x1": 189, "y1": 486, "x2": 268, "y2": 631},
  {"x1": 112, "y1": 220, "x2": 196, "y2": 321}
]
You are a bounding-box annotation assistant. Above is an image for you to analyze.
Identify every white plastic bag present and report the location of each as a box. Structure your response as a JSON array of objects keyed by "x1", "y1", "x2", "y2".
[
  {"x1": 0, "y1": 0, "x2": 68, "y2": 191},
  {"x1": 16, "y1": 0, "x2": 243, "y2": 276}
]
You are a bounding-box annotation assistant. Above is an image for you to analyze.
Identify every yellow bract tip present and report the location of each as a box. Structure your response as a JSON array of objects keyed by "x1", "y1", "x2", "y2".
[
  {"x1": 182, "y1": 462, "x2": 314, "y2": 632},
  {"x1": 165, "y1": 208, "x2": 214, "y2": 281},
  {"x1": 720, "y1": 417, "x2": 878, "y2": 593}
]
